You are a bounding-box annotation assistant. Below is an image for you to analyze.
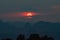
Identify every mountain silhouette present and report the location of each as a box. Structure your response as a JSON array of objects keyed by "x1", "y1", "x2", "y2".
[{"x1": 0, "y1": 20, "x2": 60, "y2": 40}]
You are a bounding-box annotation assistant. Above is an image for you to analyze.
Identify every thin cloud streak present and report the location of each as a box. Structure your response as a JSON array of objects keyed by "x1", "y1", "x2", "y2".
[{"x1": 0, "y1": 12, "x2": 60, "y2": 22}]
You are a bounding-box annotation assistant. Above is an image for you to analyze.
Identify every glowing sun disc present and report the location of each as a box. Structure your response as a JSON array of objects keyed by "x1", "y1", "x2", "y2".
[
  {"x1": 21, "y1": 12, "x2": 36, "y2": 17},
  {"x1": 26, "y1": 13, "x2": 33, "y2": 17}
]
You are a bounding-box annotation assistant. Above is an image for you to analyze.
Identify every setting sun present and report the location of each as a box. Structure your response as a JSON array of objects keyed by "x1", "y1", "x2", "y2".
[
  {"x1": 26, "y1": 13, "x2": 33, "y2": 17},
  {"x1": 21, "y1": 12, "x2": 36, "y2": 17}
]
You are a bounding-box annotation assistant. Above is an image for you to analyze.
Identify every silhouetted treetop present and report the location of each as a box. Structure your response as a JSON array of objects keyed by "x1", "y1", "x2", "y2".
[
  {"x1": 28, "y1": 34, "x2": 40, "y2": 40},
  {"x1": 16, "y1": 34, "x2": 25, "y2": 40}
]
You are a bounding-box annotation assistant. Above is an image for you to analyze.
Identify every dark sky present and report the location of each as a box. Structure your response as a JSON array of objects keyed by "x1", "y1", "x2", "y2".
[{"x1": 0, "y1": 0, "x2": 60, "y2": 22}]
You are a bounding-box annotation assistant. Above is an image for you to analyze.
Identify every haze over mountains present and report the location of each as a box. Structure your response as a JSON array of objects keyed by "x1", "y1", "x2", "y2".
[{"x1": 0, "y1": 20, "x2": 60, "y2": 40}]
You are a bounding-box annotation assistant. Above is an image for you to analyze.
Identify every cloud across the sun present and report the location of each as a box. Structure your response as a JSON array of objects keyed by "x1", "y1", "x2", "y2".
[
  {"x1": 0, "y1": 0, "x2": 60, "y2": 22},
  {"x1": 0, "y1": 11, "x2": 60, "y2": 22}
]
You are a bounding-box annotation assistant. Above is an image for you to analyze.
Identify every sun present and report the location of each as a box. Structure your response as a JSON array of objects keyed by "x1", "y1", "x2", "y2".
[
  {"x1": 26, "y1": 13, "x2": 33, "y2": 17},
  {"x1": 21, "y1": 12, "x2": 36, "y2": 17}
]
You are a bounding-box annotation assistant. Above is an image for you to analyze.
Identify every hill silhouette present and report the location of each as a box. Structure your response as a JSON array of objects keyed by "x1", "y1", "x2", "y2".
[{"x1": 0, "y1": 20, "x2": 60, "y2": 40}]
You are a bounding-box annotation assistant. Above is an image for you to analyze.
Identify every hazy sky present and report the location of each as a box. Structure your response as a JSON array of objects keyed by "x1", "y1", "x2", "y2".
[{"x1": 0, "y1": 0, "x2": 60, "y2": 22}]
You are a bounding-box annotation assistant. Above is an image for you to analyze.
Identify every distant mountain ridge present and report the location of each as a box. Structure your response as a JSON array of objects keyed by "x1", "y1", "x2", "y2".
[{"x1": 0, "y1": 20, "x2": 60, "y2": 40}]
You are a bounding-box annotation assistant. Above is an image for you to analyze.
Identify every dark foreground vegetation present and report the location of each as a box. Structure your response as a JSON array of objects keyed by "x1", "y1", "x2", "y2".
[{"x1": 1, "y1": 33, "x2": 54, "y2": 40}]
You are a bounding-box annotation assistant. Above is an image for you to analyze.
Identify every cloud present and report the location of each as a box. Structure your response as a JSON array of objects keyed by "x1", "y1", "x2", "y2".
[
  {"x1": 0, "y1": 12, "x2": 60, "y2": 22},
  {"x1": 0, "y1": 0, "x2": 60, "y2": 22}
]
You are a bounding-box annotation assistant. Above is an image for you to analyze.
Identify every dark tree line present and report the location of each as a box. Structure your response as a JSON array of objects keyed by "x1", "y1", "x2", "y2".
[{"x1": 1, "y1": 34, "x2": 54, "y2": 40}]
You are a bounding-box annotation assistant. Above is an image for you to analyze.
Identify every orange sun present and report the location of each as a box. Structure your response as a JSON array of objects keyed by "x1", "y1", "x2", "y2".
[
  {"x1": 26, "y1": 13, "x2": 33, "y2": 17},
  {"x1": 21, "y1": 12, "x2": 36, "y2": 17}
]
